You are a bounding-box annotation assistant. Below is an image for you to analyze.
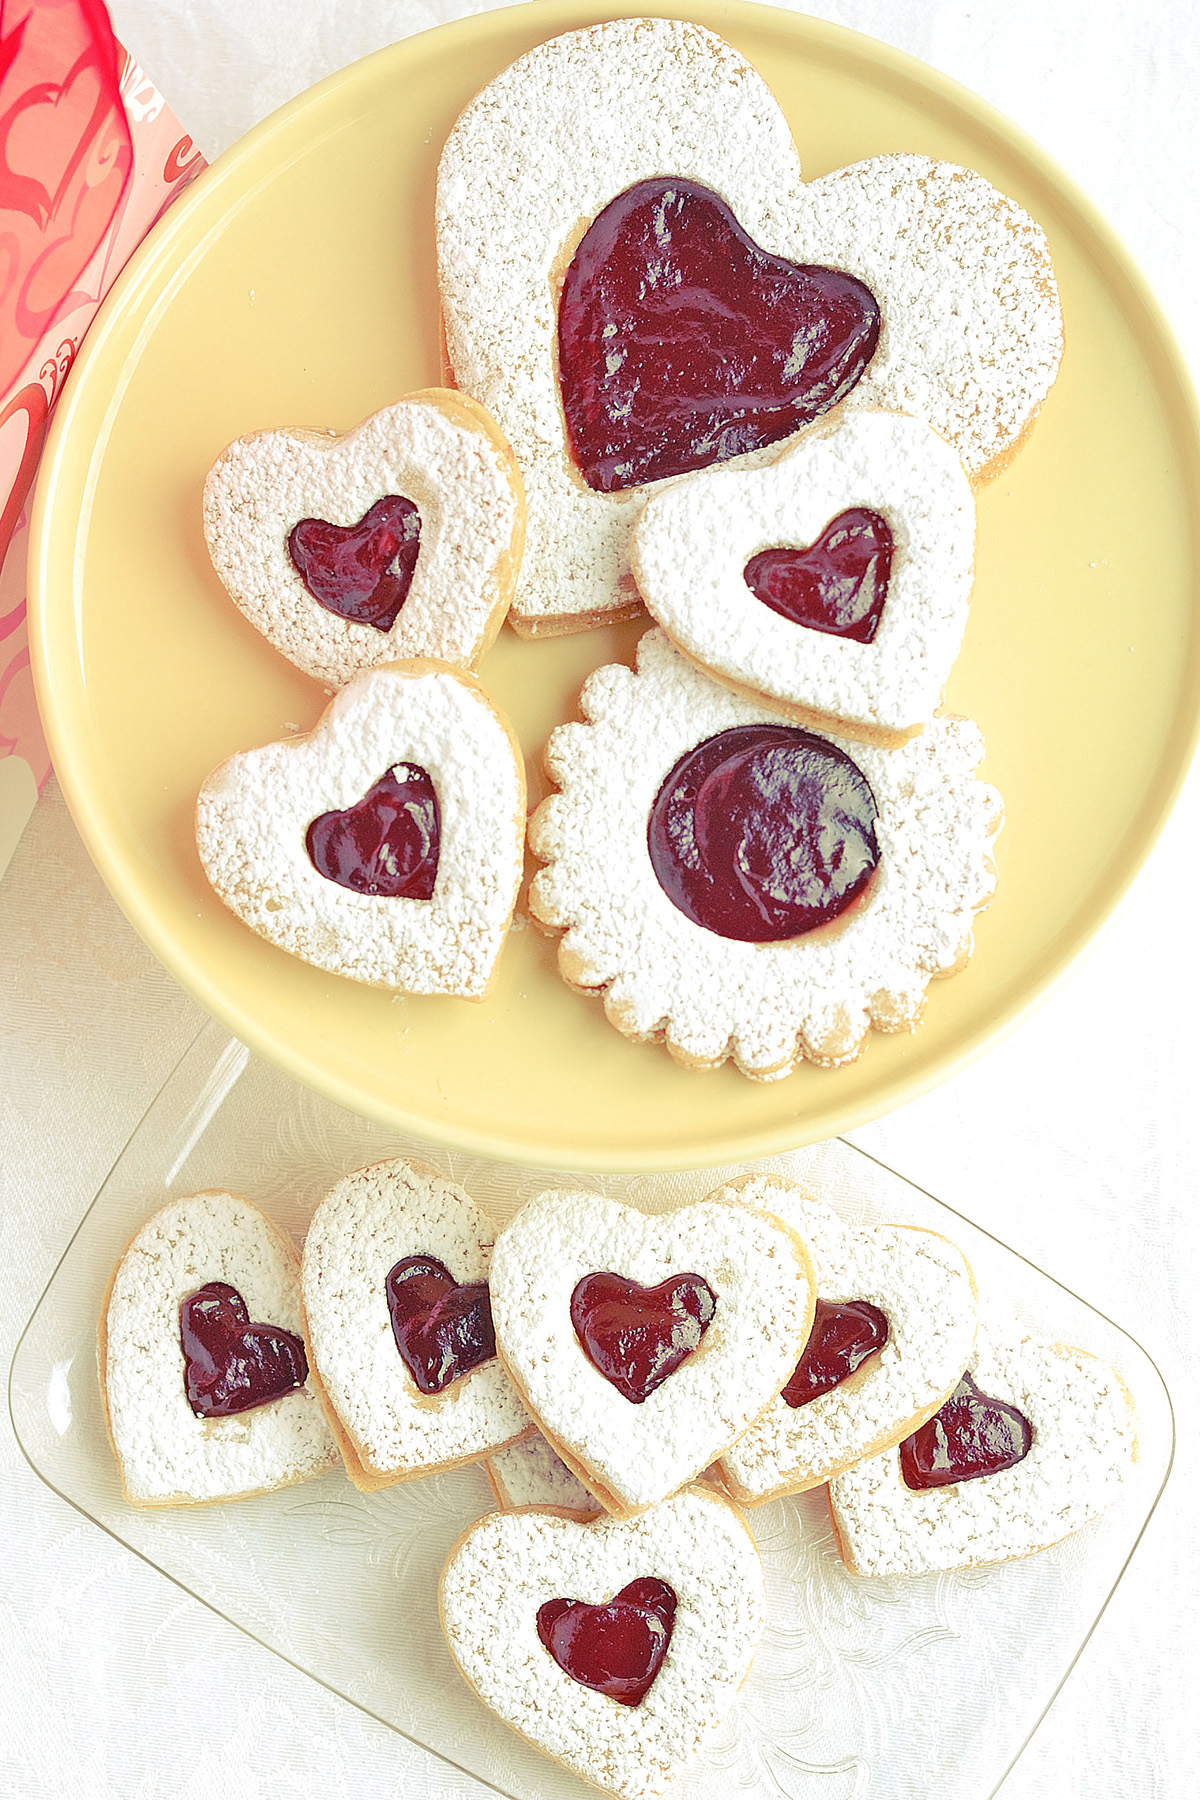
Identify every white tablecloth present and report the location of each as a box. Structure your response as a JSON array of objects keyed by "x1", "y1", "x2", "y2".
[{"x1": 2, "y1": 2, "x2": 1197, "y2": 1794}]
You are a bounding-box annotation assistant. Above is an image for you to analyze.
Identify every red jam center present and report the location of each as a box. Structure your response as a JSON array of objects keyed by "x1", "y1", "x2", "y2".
[
  {"x1": 899, "y1": 1372, "x2": 1034, "y2": 1490},
  {"x1": 570, "y1": 1271, "x2": 716, "y2": 1405},
  {"x1": 744, "y1": 509, "x2": 894, "y2": 644},
  {"x1": 648, "y1": 725, "x2": 880, "y2": 943},
  {"x1": 537, "y1": 1577, "x2": 677, "y2": 1706},
  {"x1": 305, "y1": 763, "x2": 440, "y2": 898},
  {"x1": 179, "y1": 1281, "x2": 308, "y2": 1419},
  {"x1": 558, "y1": 178, "x2": 881, "y2": 492},
  {"x1": 781, "y1": 1297, "x2": 890, "y2": 1407},
  {"x1": 385, "y1": 1255, "x2": 496, "y2": 1395},
  {"x1": 288, "y1": 495, "x2": 421, "y2": 632}
]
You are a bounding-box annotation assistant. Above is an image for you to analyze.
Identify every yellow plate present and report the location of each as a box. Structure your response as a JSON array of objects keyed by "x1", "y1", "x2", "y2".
[{"x1": 30, "y1": 2, "x2": 1200, "y2": 1171}]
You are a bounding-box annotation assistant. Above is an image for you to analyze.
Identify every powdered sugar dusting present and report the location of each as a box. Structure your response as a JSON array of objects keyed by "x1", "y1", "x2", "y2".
[
  {"x1": 104, "y1": 1192, "x2": 338, "y2": 1505},
  {"x1": 487, "y1": 1432, "x2": 598, "y2": 1516},
  {"x1": 439, "y1": 1487, "x2": 764, "y2": 1800}
]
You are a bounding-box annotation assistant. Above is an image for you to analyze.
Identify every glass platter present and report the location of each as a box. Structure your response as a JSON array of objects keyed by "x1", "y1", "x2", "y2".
[{"x1": 10, "y1": 1019, "x2": 1173, "y2": 1800}]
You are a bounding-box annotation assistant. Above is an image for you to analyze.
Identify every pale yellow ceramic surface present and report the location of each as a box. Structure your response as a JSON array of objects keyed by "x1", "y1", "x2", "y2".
[{"x1": 29, "y1": 2, "x2": 1200, "y2": 1170}]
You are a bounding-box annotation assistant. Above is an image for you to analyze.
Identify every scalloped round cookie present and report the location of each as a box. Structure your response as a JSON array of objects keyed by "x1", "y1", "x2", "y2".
[{"x1": 528, "y1": 630, "x2": 1002, "y2": 1076}]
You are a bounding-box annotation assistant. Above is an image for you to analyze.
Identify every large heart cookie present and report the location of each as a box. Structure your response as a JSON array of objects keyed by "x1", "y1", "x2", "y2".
[
  {"x1": 440, "y1": 1486, "x2": 764, "y2": 1800},
  {"x1": 631, "y1": 410, "x2": 976, "y2": 743},
  {"x1": 488, "y1": 1189, "x2": 815, "y2": 1514},
  {"x1": 714, "y1": 1174, "x2": 977, "y2": 1503},
  {"x1": 437, "y1": 18, "x2": 1060, "y2": 634},
  {"x1": 203, "y1": 390, "x2": 524, "y2": 686},
  {"x1": 101, "y1": 1192, "x2": 339, "y2": 1506},
  {"x1": 301, "y1": 1158, "x2": 532, "y2": 1489},
  {"x1": 827, "y1": 1320, "x2": 1138, "y2": 1574},
  {"x1": 195, "y1": 660, "x2": 525, "y2": 996}
]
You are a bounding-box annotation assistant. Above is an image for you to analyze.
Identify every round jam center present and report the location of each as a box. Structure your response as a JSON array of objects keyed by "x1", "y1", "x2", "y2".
[
  {"x1": 179, "y1": 1281, "x2": 308, "y2": 1419},
  {"x1": 385, "y1": 1254, "x2": 496, "y2": 1395},
  {"x1": 288, "y1": 495, "x2": 421, "y2": 633},
  {"x1": 781, "y1": 1297, "x2": 890, "y2": 1407},
  {"x1": 558, "y1": 177, "x2": 881, "y2": 492},
  {"x1": 899, "y1": 1372, "x2": 1034, "y2": 1490},
  {"x1": 537, "y1": 1577, "x2": 677, "y2": 1706},
  {"x1": 305, "y1": 762, "x2": 440, "y2": 899},
  {"x1": 744, "y1": 509, "x2": 894, "y2": 644},
  {"x1": 570, "y1": 1271, "x2": 716, "y2": 1405},
  {"x1": 648, "y1": 725, "x2": 880, "y2": 942}
]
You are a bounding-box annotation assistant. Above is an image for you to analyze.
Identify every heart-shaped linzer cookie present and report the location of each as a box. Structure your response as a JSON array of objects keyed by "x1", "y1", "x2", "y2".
[
  {"x1": 440, "y1": 1487, "x2": 764, "y2": 1800},
  {"x1": 558, "y1": 177, "x2": 879, "y2": 492},
  {"x1": 717, "y1": 1174, "x2": 978, "y2": 1504},
  {"x1": 828, "y1": 1319, "x2": 1138, "y2": 1575},
  {"x1": 301, "y1": 1158, "x2": 531, "y2": 1490},
  {"x1": 631, "y1": 410, "x2": 976, "y2": 744},
  {"x1": 203, "y1": 390, "x2": 524, "y2": 685},
  {"x1": 196, "y1": 661, "x2": 524, "y2": 996},
  {"x1": 487, "y1": 1432, "x2": 600, "y2": 1516},
  {"x1": 438, "y1": 18, "x2": 1059, "y2": 635},
  {"x1": 489, "y1": 1190, "x2": 815, "y2": 1514},
  {"x1": 102, "y1": 1192, "x2": 338, "y2": 1506}
]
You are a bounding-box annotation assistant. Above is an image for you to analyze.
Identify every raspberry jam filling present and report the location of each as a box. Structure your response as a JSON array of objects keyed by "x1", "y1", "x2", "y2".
[
  {"x1": 899, "y1": 1372, "x2": 1034, "y2": 1490},
  {"x1": 570, "y1": 1271, "x2": 716, "y2": 1404},
  {"x1": 288, "y1": 495, "x2": 421, "y2": 632},
  {"x1": 537, "y1": 1577, "x2": 677, "y2": 1706},
  {"x1": 744, "y1": 509, "x2": 894, "y2": 643},
  {"x1": 648, "y1": 725, "x2": 880, "y2": 942},
  {"x1": 386, "y1": 1255, "x2": 496, "y2": 1395},
  {"x1": 179, "y1": 1281, "x2": 308, "y2": 1419},
  {"x1": 305, "y1": 762, "x2": 440, "y2": 898},
  {"x1": 781, "y1": 1297, "x2": 890, "y2": 1407},
  {"x1": 558, "y1": 177, "x2": 880, "y2": 491}
]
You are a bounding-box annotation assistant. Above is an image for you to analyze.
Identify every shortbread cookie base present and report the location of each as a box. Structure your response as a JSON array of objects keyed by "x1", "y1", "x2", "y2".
[
  {"x1": 301, "y1": 1158, "x2": 532, "y2": 1488},
  {"x1": 486, "y1": 1431, "x2": 600, "y2": 1518},
  {"x1": 203, "y1": 388, "x2": 524, "y2": 687},
  {"x1": 529, "y1": 629, "x2": 1002, "y2": 1077},
  {"x1": 715, "y1": 1174, "x2": 978, "y2": 1503},
  {"x1": 101, "y1": 1191, "x2": 339, "y2": 1507},
  {"x1": 489, "y1": 1189, "x2": 816, "y2": 1516},
  {"x1": 439, "y1": 1487, "x2": 764, "y2": 1800},
  {"x1": 196, "y1": 659, "x2": 526, "y2": 995},
  {"x1": 828, "y1": 1326, "x2": 1138, "y2": 1575}
]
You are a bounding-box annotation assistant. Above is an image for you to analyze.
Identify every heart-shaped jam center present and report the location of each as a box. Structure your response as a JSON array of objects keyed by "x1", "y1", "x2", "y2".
[
  {"x1": 558, "y1": 178, "x2": 880, "y2": 492},
  {"x1": 537, "y1": 1577, "x2": 677, "y2": 1706},
  {"x1": 179, "y1": 1281, "x2": 308, "y2": 1418},
  {"x1": 744, "y1": 509, "x2": 894, "y2": 644},
  {"x1": 899, "y1": 1372, "x2": 1034, "y2": 1490},
  {"x1": 648, "y1": 724, "x2": 880, "y2": 942},
  {"x1": 781, "y1": 1297, "x2": 890, "y2": 1407},
  {"x1": 386, "y1": 1255, "x2": 496, "y2": 1395},
  {"x1": 570, "y1": 1271, "x2": 716, "y2": 1404},
  {"x1": 306, "y1": 762, "x2": 440, "y2": 898},
  {"x1": 288, "y1": 495, "x2": 421, "y2": 632}
]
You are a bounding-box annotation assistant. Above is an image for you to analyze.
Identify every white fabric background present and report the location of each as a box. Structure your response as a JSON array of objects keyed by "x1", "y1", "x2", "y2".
[{"x1": 2, "y1": 1, "x2": 1198, "y2": 1794}]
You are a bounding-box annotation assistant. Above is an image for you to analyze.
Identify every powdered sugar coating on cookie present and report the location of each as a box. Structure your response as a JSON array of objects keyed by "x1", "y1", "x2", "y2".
[
  {"x1": 440, "y1": 1487, "x2": 764, "y2": 1800},
  {"x1": 489, "y1": 1189, "x2": 815, "y2": 1514},
  {"x1": 630, "y1": 410, "x2": 975, "y2": 740},
  {"x1": 103, "y1": 1192, "x2": 338, "y2": 1506},
  {"x1": 301, "y1": 1158, "x2": 531, "y2": 1485},
  {"x1": 827, "y1": 1321, "x2": 1137, "y2": 1575},
  {"x1": 196, "y1": 661, "x2": 525, "y2": 995},
  {"x1": 487, "y1": 1432, "x2": 598, "y2": 1516},
  {"x1": 203, "y1": 391, "x2": 523, "y2": 687},
  {"x1": 716, "y1": 1174, "x2": 977, "y2": 1503},
  {"x1": 529, "y1": 630, "x2": 1002, "y2": 1075}
]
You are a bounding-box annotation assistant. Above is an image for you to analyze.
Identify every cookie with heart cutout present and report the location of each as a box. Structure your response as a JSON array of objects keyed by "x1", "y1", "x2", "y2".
[
  {"x1": 202, "y1": 389, "x2": 524, "y2": 687},
  {"x1": 100, "y1": 1191, "x2": 339, "y2": 1507},
  {"x1": 488, "y1": 1188, "x2": 816, "y2": 1516},
  {"x1": 711, "y1": 1173, "x2": 977, "y2": 1505},
  {"x1": 440, "y1": 1485, "x2": 764, "y2": 1800},
  {"x1": 827, "y1": 1317, "x2": 1138, "y2": 1575},
  {"x1": 528, "y1": 629, "x2": 1002, "y2": 1076},
  {"x1": 195, "y1": 659, "x2": 525, "y2": 996},
  {"x1": 436, "y1": 17, "x2": 1060, "y2": 636},
  {"x1": 300, "y1": 1157, "x2": 533, "y2": 1490},
  {"x1": 487, "y1": 1431, "x2": 601, "y2": 1518},
  {"x1": 630, "y1": 410, "x2": 976, "y2": 746}
]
